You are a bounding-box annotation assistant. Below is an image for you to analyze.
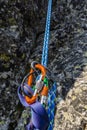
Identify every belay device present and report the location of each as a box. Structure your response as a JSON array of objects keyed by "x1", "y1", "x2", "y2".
[{"x1": 18, "y1": 0, "x2": 57, "y2": 130}]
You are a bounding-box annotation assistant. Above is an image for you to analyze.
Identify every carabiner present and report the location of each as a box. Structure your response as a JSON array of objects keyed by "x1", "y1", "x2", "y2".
[
  {"x1": 27, "y1": 61, "x2": 47, "y2": 86},
  {"x1": 25, "y1": 62, "x2": 47, "y2": 104},
  {"x1": 31, "y1": 61, "x2": 46, "y2": 79}
]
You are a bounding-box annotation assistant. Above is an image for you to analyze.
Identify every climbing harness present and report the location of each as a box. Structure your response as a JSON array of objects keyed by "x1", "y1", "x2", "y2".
[{"x1": 18, "y1": 0, "x2": 57, "y2": 129}]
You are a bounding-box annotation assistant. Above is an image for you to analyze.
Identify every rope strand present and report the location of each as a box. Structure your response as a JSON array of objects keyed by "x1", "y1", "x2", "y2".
[
  {"x1": 41, "y1": 0, "x2": 57, "y2": 129},
  {"x1": 41, "y1": 0, "x2": 52, "y2": 67}
]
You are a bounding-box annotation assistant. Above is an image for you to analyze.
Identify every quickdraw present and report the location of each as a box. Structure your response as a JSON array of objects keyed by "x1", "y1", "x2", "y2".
[{"x1": 21, "y1": 61, "x2": 49, "y2": 106}]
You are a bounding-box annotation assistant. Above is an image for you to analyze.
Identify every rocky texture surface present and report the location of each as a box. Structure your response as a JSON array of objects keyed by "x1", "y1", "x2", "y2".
[
  {"x1": 53, "y1": 31, "x2": 87, "y2": 129},
  {"x1": 0, "y1": 0, "x2": 87, "y2": 130},
  {"x1": 54, "y1": 67, "x2": 87, "y2": 130}
]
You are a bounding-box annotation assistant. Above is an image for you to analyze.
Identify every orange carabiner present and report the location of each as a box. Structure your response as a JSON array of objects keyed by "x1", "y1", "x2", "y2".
[
  {"x1": 27, "y1": 68, "x2": 34, "y2": 86},
  {"x1": 35, "y1": 63, "x2": 46, "y2": 79},
  {"x1": 25, "y1": 62, "x2": 47, "y2": 104},
  {"x1": 27, "y1": 63, "x2": 46, "y2": 86},
  {"x1": 25, "y1": 94, "x2": 38, "y2": 104},
  {"x1": 41, "y1": 86, "x2": 48, "y2": 96}
]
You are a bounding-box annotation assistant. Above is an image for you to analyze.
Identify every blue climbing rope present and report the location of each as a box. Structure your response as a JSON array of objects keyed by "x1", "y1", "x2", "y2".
[
  {"x1": 41, "y1": 0, "x2": 57, "y2": 129},
  {"x1": 41, "y1": 0, "x2": 52, "y2": 67},
  {"x1": 47, "y1": 83, "x2": 57, "y2": 130}
]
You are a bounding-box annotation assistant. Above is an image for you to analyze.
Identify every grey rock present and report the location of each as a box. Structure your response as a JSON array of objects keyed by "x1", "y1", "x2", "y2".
[{"x1": 0, "y1": 0, "x2": 87, "y2": 130}]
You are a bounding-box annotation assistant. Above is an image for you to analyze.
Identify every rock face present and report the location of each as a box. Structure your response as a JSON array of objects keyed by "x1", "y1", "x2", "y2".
[
  {"x1": 54, "y1": 67, "x2": 87, "y2": 130},
  {"x1": 0, "y1": 0, "x2": 87, "y2": 130}
]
